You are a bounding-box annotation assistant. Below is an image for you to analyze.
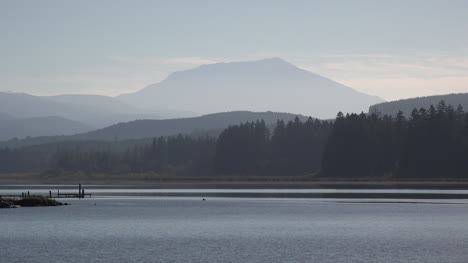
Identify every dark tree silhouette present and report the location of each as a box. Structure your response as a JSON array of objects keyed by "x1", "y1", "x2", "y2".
[{"x1": 322, "y1": 101, "x2": 468, "y2": 179}]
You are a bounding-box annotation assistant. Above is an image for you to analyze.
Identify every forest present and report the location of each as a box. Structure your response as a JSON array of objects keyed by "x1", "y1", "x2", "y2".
[
  {"x1": 323, "y1": 101, "x2": 468, "y2": 179},
  {"x1": 1, "y1": 101, "x2": 468, "y2": 180}
]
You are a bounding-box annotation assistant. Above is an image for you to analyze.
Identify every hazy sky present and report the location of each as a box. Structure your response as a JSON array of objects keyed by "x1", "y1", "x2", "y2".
[{"x1": 2, "y1": 0, "x2": 468, "y2": 101}]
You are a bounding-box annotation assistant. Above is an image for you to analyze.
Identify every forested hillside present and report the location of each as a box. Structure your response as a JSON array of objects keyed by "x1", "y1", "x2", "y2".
[
  {"x1": 0, "y1": 111, "x2": 309, "y2": 148},
  {"x1": 369, "y1": 93, "x2": 468, "y2": 117},
  {"x1": 0, "y1": 118, "x2": 332, "y2": 176},
  {"x1": 2, "y1": 101, "x2": 468, "y2": 180}
]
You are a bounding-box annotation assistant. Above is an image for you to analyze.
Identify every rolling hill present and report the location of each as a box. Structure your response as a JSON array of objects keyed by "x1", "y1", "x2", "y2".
[
  {"x1": 0, "y1": 116, "x2": 93, "y2": 141},
  {"x1": 75, "y1": 111, "x2": 311, "y2": 141}
]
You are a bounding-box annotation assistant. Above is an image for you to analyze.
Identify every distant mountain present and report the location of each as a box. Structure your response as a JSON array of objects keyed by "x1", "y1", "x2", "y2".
[
  {"x1": 0, "y1": 92, "x2": 188, "y2": 129},
  {"x1": 118, "y1": 58, "x2": 383, "y2": 119},
  {"x1": 369, "y1": 93, "x2": 468, "y2": 116},
  {"x1": 0, "y1": 111, "x2": 310, "y2": 147},
  {"x1": 45, "y1": 94, "x2": 145, "y2": 114},
  {"x1": 0, "y1": 116, "x2": 93, "y2": 141},
  {"x1": 0, "y1": 92, "x2": 89, "y2": 119},
  {"x1": 46, "y1": 94, "x2": 195, "y2": 120}
]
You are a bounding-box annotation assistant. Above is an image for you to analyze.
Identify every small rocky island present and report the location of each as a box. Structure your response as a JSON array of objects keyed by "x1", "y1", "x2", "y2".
[{"x1": 0, "y1": 196, "x2": 68, "y2": 208}]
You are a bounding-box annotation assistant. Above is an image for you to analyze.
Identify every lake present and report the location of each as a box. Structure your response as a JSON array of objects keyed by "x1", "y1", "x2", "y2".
[{"x1": 2, "y1": 191, "x2": 468, "y2": 262}]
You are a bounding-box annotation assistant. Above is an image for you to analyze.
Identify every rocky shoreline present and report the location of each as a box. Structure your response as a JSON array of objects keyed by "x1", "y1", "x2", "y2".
[
  {"x1": 0, "y1": 199, "x2": 17, "y2": 208},
  {"x1": 0, "y1": 196, "x2": 69, "y2": 208}
]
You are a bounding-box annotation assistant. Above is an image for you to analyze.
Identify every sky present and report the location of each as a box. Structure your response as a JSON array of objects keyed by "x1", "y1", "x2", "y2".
[{"x1": 2, "y1": 0, "x2": 468, "y2": 101}]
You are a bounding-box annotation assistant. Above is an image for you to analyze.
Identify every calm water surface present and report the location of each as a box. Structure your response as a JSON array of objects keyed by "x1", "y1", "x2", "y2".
[{"x1": 1, "y1": 197, "x2": 468, "y2": 263}]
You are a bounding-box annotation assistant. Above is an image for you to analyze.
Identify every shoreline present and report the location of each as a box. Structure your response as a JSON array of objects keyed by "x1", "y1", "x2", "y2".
[
  {"x1": 3, "y1": 181, "x2": 468, "y2": 190},
  {"x1": 4, "y1": 181, "x2": 468, "y2": 199},
  {"x1": 3, "y1": 173, "x2": 468, "y2": 190}
]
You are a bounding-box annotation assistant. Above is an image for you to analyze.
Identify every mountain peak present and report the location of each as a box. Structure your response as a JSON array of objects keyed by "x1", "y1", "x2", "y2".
[
  {"x1": 176, "y1": 57, "x2": 298, "y2": 77},
  {"x1": 250, "y1": 57, "x2": 297, "y2": 68},
  {"x1": 259, "y1": 57, "x2": 289, "y2": 63},
  {"x1": 228, "y1": 57, "x2": 293, "y2": 67}
]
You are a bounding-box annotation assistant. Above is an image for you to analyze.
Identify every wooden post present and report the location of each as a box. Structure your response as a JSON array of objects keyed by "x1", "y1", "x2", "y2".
[
  {"x1": 58, "y1": 189, "x2": 59, "y2": 198},
  {"x1": 27, "y1": 191, "x2": 29, "y2": 196},
  {"x1": 49, "y1": 190, "x2": 52, "y2": 198},
  {"x1": 82, "y1": 189, "x2": 85, "y2": 199},
  {"x1": 78, "y1": 184, "x2": 82, "y2": 199}
]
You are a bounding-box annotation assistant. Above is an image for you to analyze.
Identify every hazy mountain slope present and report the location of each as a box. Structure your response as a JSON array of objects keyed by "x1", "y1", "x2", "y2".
[
  {"x1": 0, "y1": 116, "x2": 93, "y2": 141},
  {"x1": 369, "y1": 93, "x2": 468, "y2": 116},
  {"x1": 0, "y1": 92, "x2": 168, "y2": 128},
  {"x1": 0, "y1": 92, "x2": 98, "y2": 120},
  {"x1": 0, "y1": 111, "x2": 310, "y2": 147},
  {"x1": 45, "y1": 94, "x2": 145, "y2": 114},
  {"x1": 118, "y1": 58, "x2": 383, "y2": 119},
  {"x1": 46, "y1": 94, "x2": 195, "y2": 119}
]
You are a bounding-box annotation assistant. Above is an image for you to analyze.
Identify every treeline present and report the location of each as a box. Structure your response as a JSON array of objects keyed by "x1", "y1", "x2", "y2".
[
  {"x1": 2, "y1": 101, "x2": 468, "y2": 180},
  {"x1": 0, "y1": 118, "x2": 332, "y2": 177},
  {"x1": 216, "y1": 118, "x2": 332, "y2": 175},
  {"x1": 0, "y1": 148, "x2": 47, "y2": 173},
  {"x1": 47, "y1": 118, "x2": 331, "y2": 176},
  {"x1": 47, "y1": 135, "x2": 216, "y2": 176},
  {"x1": 323, "y1": 101, "x2": 468, "y2": 179}
]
